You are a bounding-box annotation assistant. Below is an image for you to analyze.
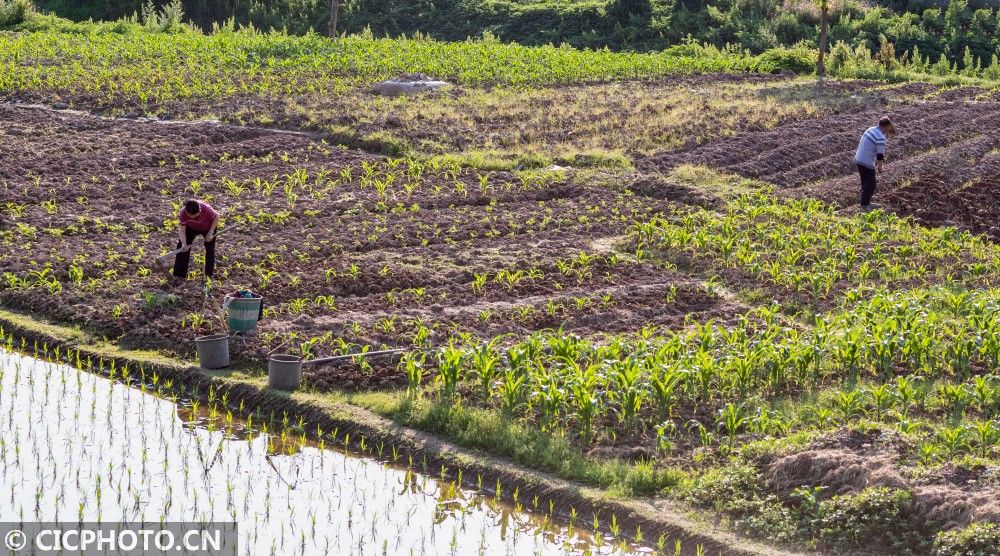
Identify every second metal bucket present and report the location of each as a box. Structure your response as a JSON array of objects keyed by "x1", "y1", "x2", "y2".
[
  {"x1": 268, "y1": 354, "x2": 302, "y2": 391},
  {"x1": 195, "y1": 334, "x2": 230, "y2": 369}
]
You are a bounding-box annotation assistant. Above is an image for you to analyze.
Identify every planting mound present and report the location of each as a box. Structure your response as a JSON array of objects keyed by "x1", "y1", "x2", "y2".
[
  {"x1": 762, "y1": 428, "x2": 1000, "y2": 531},
  {"x1": 767, "y1": 448, "x2": 907, "y2": 496}
]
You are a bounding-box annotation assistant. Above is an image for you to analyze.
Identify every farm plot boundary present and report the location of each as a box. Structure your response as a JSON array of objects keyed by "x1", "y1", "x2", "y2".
[{"x1": 0, "y1": 307, "x2": 795, "y2": 556}]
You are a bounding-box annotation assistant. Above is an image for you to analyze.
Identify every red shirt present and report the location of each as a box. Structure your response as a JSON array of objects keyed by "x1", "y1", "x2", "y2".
[{"x1": 179, "y1": 201, "x2": 217, "y2": 232}]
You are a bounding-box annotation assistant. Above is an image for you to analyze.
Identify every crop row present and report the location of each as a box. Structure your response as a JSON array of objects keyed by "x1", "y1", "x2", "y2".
[
  {"x1": 392, "y1": 285, "x2": 1000, "y2": 463},
  {"x1": 0, "y1": 27, "x2": 771, "y2": 110},
  {"x1": 634, "y1": 189, "x2": 1000, "y2": 306},
  {"x1": 2, "y1": 105, "x2": 710, "y2": 358}
]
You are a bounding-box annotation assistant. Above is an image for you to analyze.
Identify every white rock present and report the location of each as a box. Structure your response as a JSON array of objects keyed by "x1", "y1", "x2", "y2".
[{"x1": 372, "y1": 79, "x2": 449, "y2": 97}]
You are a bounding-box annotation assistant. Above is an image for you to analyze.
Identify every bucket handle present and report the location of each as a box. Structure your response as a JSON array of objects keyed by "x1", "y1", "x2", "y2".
[{"x1": 218, "y1": 295, "x2": 233, "y2": 332}]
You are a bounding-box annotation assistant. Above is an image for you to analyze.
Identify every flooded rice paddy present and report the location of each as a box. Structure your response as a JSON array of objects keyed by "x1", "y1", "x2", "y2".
[{"x1": 0, "y1": 349, "x2": 654, "y2": 555}]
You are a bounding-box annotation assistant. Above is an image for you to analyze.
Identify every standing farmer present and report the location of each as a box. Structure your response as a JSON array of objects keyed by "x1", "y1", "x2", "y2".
[
  {"x1": 173, "y1": 199, "x2": 219, "y2": 281},
  {"x1": 854, "y1": 116, "x2": 896, "y2": 209}
]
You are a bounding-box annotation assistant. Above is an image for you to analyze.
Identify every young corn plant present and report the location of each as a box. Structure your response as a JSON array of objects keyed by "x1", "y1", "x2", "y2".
[
  {"x1": 436, "y1": 344, "x2": 464, "y2": 399},
  {"x1": 716, "y1": 402, "x2": 745, "y2": 452},
  {"x1": 470, "y1": 340, "x2": 500, "y2": 399},
  {"x1": 401, "y1": 352, "x2": 426, "y2": 398},
  {"x1": 570, "y1": 363, "x2": 602, "y2": 446}
]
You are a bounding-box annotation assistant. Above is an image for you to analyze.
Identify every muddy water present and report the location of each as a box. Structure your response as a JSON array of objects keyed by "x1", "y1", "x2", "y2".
[{"x1": 0, "y1": 350, "x2": 652, "y2": 555}]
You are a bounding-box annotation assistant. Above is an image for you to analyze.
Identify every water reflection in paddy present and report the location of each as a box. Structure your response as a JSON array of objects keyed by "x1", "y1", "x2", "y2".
[{"x1": 0, "y1": 350, "x2": 653, "y2": 555}]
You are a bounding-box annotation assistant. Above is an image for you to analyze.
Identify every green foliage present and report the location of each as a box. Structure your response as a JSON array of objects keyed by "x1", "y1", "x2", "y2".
[
  {"x1": 36, "y1": 0, "x2": 666, "y2": 50},
  {"x1": 0, "y1": 23, "x2": 772, "y2": 109},
  {"x1": 33, "y1": 0, "x2": 142, "y2": 21},
  {"x1": 756, "y1": 46, "x2": 816, "y2": 73},
  {"x1": 142, "y1": 0, "x2": 188, "y2": 33},
  {"x1": 26, "y1": 0, "x2": 1000, "y2": 81},
  {"x1": 681, "y1": 461, "x2": 762, "y2": 508},
  {"x1": 813, "y1": 488, "x2": 931, "y2": 553},
  {"x1": 680, "y1": 462, "x2": 801, "y2": 543},
  {"x1": 640, "y1": 189, "x2": 1000, "y2": 303},
  {"x1": 0, "y1": 0, "x2": 32, "y2": 28},
  {"x1": 359, "y1": 131, "x2": 411, "y2": 158},
  {"x1": 357, "y1": 393, "x2": 683, "y2": 496},
  {"x1": 934, "y1": 522, "x2": 1000, "y2": 556}
]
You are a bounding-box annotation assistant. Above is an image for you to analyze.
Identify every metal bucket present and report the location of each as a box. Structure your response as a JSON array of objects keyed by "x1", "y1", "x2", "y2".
[
  {"x1": 268, "y1": 354, "x2": 302, "y2": 391},
  {"x1": 195, "y1": 334, "x2": 230, "y2": 369},
  {"x1": 223, "y1": 294, "x2": 263, "y2": 333}
]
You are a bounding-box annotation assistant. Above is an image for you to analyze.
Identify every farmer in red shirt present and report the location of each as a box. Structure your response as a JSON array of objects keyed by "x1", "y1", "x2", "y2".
[{"x1": 173, "y1": 199, "x2": 219, "y2": 280}]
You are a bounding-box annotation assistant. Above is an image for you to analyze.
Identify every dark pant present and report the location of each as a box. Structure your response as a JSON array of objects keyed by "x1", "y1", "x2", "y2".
[
  {"x1": 173, "y1": 228, "x2": 215, "y2": 279},
  {"x1": 858, "y1": 164, "x2": 877, "y2": 206}
]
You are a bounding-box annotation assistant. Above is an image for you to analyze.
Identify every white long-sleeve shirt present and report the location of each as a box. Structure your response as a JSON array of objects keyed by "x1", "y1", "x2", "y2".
[{"x1": 855, "y1": 126, "x2": 886, "y2": 169}]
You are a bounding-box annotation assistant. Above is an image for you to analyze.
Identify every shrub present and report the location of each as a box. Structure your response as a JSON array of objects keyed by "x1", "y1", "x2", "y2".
[
  {"x1": 0, "y1": 0, "x2": 33, "y2": 29},
  {"x1": 141, "y1": 0, "x2": 188, "y2": 34},
  {"x1": 359, "y1": 131, "x2": 411, "y2": 157},
  {"x1": 735, "y1": 499, "x2": 800, "y2": 545},
  {"x1": 773, "y1": 12, "x2": 812, "y2": 45},
  {"x1": 681, "y1": 461, "x2": 763, "y2": 509},
  {"x1": 680, "y1": 462, "x2": 802, "y2": 543},
  {"x1": 814, "y1": 488, "x2": 932, "y2": 553},
  {"x1": 827, "y1": 40, "x2": 853, "y2": 74},
  {"x1": 662, "y1": 37, "x2": 724, "y2": 58},
  {"x1": 757, "y1": 46, "x2": 815, "y2": 74},
  {"x1": 934, "y1": 522, "x2": 1000, "y2": 556}
]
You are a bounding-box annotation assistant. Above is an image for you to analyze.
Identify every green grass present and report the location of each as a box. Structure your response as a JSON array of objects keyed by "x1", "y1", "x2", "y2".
[{"x1": 350, "y1": 390, "x2": 685, "y2": 497}]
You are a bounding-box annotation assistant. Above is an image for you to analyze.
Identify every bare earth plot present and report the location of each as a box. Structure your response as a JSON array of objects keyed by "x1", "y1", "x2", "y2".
[{"x1": 0, "y1": 104, "x2": 744, "y2": 390}]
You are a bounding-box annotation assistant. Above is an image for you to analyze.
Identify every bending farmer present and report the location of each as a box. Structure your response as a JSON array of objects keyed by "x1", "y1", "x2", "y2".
[
  {"x1": 854, "y1": 116, "x2": 896, "y2": 209},
  {"x1": 173, "y1": 199, "x2": 219, "y2": 280}
]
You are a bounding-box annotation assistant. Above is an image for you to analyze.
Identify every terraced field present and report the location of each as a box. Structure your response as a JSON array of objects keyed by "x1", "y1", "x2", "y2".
[{"x1": 3, "y1": 19, "x2": 1000, "y2": 556}]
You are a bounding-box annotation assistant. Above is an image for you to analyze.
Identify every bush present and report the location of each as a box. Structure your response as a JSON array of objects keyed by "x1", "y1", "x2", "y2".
[
  {"x1": 814, "y1": 488, "x2": 932, "y2": 553},
  {"x1": 681, "y1": 462, "x2": 801, "y2": 544},
  {"x1": 773, "y1": 12, "x2": 812, "y2": 45},
  {"x1": 681, "y1": 461, "x2": 763, "y2": 509},
  {"x1": 934, "y1": 522, "x2": 1000, "y2": 556},
  {"x1": 757, "y1": 46, "x2": 816, "y2": 74},
  {"x1": 142, "y1": 0, "x2": 188, "y2": 33},
  {"x1": 0, "y1": 0, "x2": 33, "y2": 28},
  {"x1": 359, "y1": 131, "x2": 411, "y2": 157}
]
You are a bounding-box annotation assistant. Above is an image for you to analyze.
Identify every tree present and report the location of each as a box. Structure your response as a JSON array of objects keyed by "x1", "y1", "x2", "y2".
[
  {"x1": 817, "y1": 0, "x2": 830, "y2": 76},
  {"x1": 328, "y1": 0, "x2": 339, "y2": 38}
]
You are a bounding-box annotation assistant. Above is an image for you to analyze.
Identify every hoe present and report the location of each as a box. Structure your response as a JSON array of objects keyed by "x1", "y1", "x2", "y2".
[
  {"x1": 268, "y1": 348, "x2": 411, "y2": 391},
  {"x1": 154, "y1": 227, "x2": 230, "y2": 271}
]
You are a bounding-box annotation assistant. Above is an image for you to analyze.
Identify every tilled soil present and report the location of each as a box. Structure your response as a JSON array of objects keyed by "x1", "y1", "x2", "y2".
[
  {"x1": 641, "y1": 82, "x2": 1000, "y2": 240},
  {"x1": 6, "y1": 71, "x2": 871, "y2": 164},
  {"x1": 0, "y1": 104, "x2": 746, "y2": 390},
  {"x1": 643, "y1": 99, "x2": 1000, "y2": 189},
  {"x1": 798, "y1": 132, "x2": 1000, "y2": 240}
]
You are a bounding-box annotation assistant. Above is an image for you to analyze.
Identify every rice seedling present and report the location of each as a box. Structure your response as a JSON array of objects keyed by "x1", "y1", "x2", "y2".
[{"x1": 0, "y1": 340, "x2": 655, "y2": 554}]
